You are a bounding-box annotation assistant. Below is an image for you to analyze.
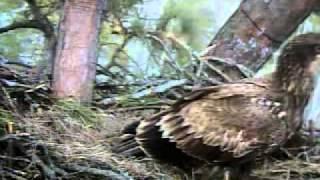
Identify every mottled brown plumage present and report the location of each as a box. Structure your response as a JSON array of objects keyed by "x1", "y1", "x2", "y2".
[{"x1": 113, "y1": 33, "x2": 320, "y2": 177}]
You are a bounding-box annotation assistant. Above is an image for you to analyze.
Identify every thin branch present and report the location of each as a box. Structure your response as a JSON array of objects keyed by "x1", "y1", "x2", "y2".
[
  {"x1": 0, "y1": 20, "x2": 41, "y2": 34},
  {"x1": 23, "y1": 0, "x2": 55, "y2": 38},
  {"x1": 0, "y1": 0, "x2": 55, "y2": 39},
  {"x1": 146, "y1": 33, "x2": 197, "y2": 81},
  {"x1": 64, "y1": 164, "x2": 130, "y2": 180}
]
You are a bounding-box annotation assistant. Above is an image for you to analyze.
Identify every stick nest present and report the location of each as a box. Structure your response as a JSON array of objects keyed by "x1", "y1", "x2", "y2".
[{"x1": 0, "y1": 63, "x2": 320, "y2": 180}]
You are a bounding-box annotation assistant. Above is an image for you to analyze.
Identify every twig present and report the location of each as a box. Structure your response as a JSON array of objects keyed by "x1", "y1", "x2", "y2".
[
  {"x1": 1, "y1": 171, "x2": 27, "y2": 180},
  {"x1": 146, "y1": 34, "x2": 198, "y2": 81},
  {"x1": 64, "y1": 164, "x2": 131, "y2": 180},
  {"x1": 0, "y1": 85, "x2": 23, "y2": 120},
  {"x1": 202, "y1": 60, "x2": 233, "y2": 82},
  {"x1": 0, "y1": 155, "x2": 31, "y2": 163},
  {"x1": 32, "y1": 153, "x2": 57, "y2": 179},
  {"x1": 105, "y1": 105, "x2": 167, "y2": 112},
  {"x1": 200, "y1": 56, "x2": 254, "y2": 78}
]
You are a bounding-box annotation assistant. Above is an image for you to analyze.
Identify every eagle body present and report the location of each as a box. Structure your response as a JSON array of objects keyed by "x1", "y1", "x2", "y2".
[
  {"x1": 136, "y1": 78, "x2": 289, "y2": 166},
  {"x1": 113, "y1": 33, "x2": 320, "y2": 177}
]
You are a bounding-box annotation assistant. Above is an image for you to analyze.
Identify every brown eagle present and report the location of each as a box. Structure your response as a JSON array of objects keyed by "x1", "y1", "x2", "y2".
[{"x1": 113, "y1": 33, "x2": 320, "y2": 178}]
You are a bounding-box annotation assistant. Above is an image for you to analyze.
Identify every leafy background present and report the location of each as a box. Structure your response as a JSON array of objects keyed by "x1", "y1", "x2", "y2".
[{"x1": 1, "y1": 0, "x2": 320, "y2": 125}]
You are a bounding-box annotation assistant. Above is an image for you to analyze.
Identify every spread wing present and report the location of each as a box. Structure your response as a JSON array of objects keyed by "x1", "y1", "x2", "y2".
[{"x1": 136, "y1": 80, "x2": 289, "y2": 164}]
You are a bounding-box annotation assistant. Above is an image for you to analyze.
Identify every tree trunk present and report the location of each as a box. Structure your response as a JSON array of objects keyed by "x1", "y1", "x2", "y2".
[
  {"x1": 203, "y1": 0, "x2": 318, "y2": 81},
  {"x1": 52, "y1": 0, "x2": 106, "y2": 103}
]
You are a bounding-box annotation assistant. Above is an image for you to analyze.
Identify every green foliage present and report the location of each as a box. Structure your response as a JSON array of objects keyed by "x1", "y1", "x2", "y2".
[
  {"x1": 98, "y1": 0, "x2": 216, "y2": 79},
  {"x1": 130, "y1": 18, "x2": 146, "y2": 36},
  {"x1": 36, "y1": 0, "x2": 61, "y2": 24},
  {"x1": 0, "y1": 0, "x2": 26, "y2": 27},
  {"x1": 0, "y1": 0, "x2": 24, "y2": 13},
  {"x1": 53, "y1": 100, "x2": 104, "y2": 128},
  {"x1": 0, "y1": 0, "x2": 59, "y2": 65},
  {"x1": 0, "y1": 29, "x2": 44, "y2": 63},
  {"x1": 117, "y1": 96, "x2": 162, "y2": 107},
  {"x1": 158, "y1": 0, "x2": 212, "y2": 50},
  {"x1": 107, "y1": 0, "x2": 144, "y2": 16},
  {"x1": 301, "y1": 13, "x2": 320, "y2": 33}
]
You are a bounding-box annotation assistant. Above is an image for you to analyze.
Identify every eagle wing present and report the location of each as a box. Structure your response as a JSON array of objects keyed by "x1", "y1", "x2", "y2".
[{"x1": 137, "y1": 80, "x2": 288, "y2": 164}]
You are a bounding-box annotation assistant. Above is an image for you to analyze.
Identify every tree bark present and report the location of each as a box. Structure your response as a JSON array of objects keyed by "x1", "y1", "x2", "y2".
[
  {"x1": 203, "y1": 0, "x2": 318, "y2": 81},
  {"x1": 52, "y1": 0, "x2": 106, "y2": 103}
]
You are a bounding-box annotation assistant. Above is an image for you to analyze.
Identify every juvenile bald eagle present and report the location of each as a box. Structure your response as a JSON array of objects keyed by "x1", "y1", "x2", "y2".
[{"x1": 113, "y1": 33, "x2": 320, "y2": 179}]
